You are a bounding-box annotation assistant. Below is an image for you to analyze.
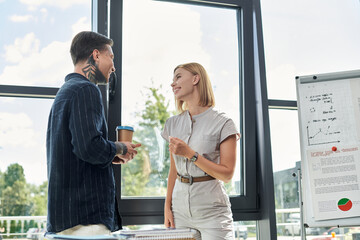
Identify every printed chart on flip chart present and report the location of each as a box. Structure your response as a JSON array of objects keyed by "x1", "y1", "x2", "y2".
[{"x1": 297, "y1": 72, "x2": 360, "y2": 226}]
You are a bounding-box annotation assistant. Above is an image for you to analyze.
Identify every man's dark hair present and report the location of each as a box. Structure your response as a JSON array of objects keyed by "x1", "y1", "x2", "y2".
[{"x1": 70, "y1": 31, "x2": 114, "y2": 65}]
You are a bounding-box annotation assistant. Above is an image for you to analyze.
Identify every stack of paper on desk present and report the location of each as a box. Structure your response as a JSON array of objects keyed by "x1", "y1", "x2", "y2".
[
  {"x1": 45, "y1": 228, "x2": 199, "y2": 240},
  {"x1": 116, "y1": 228, "x2": 200, "y2": 239}
]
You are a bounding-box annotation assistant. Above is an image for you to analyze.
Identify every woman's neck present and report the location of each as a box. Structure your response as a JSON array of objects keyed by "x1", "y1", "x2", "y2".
[
  {"x1": 187, "y1": 104, "x2": 210, "y2": 118},
  {"x1": 184, "y1": 88, "x2": 210, "y2": 117}
]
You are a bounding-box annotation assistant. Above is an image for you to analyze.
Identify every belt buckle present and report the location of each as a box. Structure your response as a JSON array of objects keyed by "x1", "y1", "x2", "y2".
[{"x1": 189, "y1": 175, "x2": 193, "y2": 185}]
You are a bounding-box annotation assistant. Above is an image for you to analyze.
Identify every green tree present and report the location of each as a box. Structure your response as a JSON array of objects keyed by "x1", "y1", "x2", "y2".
[
  {"x1": 0, "y1": 170, "x2": 4, "y2": 197},
  {"x1": 28, "y1": 181, "x2": 48, "y2": 216},
  {"x1": 0, "y1": 163, "x2": 48, "y2": 218},
  {"x1": 1, "y1": 163, "x2": 31, "y2": 216},
  {"x1": 140, "y1": 86, "x2": 171, "y2": 128},
  {"x1": 121, "y1": 146, "x2": 151, "y2": 196},
  {"x1": 0, "y1": 170, "x2": 4, "y2": 216},
  {"x1": 4, "y1": 163, "x2": 25, "y2": 187},
  {"x1": 121, "y1": 84, "x2": 174, "y2": 196},
  {"x1": 2, "y1": 181, "x2": 31, "y2": 216}
]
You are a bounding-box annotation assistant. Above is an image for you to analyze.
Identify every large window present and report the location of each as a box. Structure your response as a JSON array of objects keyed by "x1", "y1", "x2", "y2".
[
  {"x1": 120, "y1": 0, "x2": 241, "y2": 198},
  {"x1": 0, "y1": 0, "x2": 91, "y2": 238},
  {"x1": 112, "y1": 0, "x2": 260, "y2": 227}
]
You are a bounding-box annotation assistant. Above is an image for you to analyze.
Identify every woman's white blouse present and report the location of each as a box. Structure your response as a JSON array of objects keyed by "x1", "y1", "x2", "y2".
[{"x1": 161, "y1": 107, "x2": 239, "y2": 177}]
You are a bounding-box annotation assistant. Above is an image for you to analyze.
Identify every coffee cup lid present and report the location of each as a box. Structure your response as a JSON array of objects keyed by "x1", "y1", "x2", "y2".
[{"x1": 116, "y1": 126, "x2": 134, "y2": 131}]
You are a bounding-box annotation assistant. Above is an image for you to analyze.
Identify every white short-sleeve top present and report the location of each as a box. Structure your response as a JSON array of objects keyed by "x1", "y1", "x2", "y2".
[{"x1": 161, "y1": 107, "x2": 240, "y2": 178}]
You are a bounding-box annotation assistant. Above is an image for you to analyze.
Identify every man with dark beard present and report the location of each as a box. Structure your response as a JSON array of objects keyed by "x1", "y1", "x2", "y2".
[{"x1": 46, "y1": 31, "x2": 140, "y2": 236}]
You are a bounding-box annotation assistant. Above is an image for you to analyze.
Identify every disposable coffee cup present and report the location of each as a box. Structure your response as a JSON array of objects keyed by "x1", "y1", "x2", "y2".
[{"x1": 116, "y1": 126, "x2": 134, "y2": 142}]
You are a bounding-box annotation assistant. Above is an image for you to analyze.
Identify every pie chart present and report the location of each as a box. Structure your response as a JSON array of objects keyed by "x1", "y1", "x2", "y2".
[{"x1": 338, "y1": 198, "x2": 352, "y2": 211}]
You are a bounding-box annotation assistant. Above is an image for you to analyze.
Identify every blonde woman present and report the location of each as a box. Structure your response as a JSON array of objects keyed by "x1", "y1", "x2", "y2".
[{"x1": 161, "y1": 62, "x2": 240, "y2": 240}]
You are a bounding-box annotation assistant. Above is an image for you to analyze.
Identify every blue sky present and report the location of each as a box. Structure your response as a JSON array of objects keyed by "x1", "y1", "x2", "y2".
[{"x1": 0, "y1": 0, "x2": 90, "y2": 87}]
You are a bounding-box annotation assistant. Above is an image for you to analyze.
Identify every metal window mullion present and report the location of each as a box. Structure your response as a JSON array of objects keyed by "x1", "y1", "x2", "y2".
[
  {"x1": 156, "y1": 0, "x2": 245, "y2": 8},
  {"x1": 0, "y1": 85, "x2": 58, "y2": 99},
  {"x1": 268, "y1": 99, "x2": 297, "y2": 110}
]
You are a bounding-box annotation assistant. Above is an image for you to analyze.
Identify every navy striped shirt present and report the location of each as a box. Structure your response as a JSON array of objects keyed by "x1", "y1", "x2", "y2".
[{"x1": 46, "y1": 73, "x2": 120, "y2": 233}]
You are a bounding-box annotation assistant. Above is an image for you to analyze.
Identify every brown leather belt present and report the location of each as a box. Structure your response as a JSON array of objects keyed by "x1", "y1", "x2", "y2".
[{"x1": 177, "y1": 173, "x2": 215, "y2": 185}]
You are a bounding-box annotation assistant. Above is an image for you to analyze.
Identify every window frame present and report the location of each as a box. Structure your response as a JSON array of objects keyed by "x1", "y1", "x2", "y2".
[{"x1": 106, "y1": 0, "x2": 260, "y2": 224}]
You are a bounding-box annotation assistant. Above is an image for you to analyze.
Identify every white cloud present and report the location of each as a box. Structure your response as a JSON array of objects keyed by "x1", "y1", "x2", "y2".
[
  {"x1": 4, "y1": 32, "x2": 40, "y2": 63},
  {"x1": 0, "y1": 17, "x2": 90, "y2": 86},
  {"x1": 71, "y1": 16, "x2": 90, "y2": 37},
  {"x1": 0, "y1": 39, "x2": 73, "y2": 86},
  {"x1": 0, "y1": 112, "x2": 36, "y2": 148},
  {"x1": 39, "y1": 7, "x2": 48, "y2": 21},
  {"x1": 0, "y1": 112, "x2": 47, "y2": 185},
  {"x1": 20, "y1": 0, "x2": 88, "y2": 10},
  {"x1": 9, "y1": 14, "x2": 36, "y2": 22},
  {"x1": 9, "y1": 9, "x2": 49, "y2": 23}
]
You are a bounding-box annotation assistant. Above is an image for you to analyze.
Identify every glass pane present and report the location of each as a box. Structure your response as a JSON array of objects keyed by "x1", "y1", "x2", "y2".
[
  {"x1": 0, "y1": 97, "x2": 52, "y2": 237},
  {"x1": 269, "y1": 109, "x2": 301, "y2": 173},
  {"x1": 261, "y1": 0, "x2": 360, "y2": 100},
  {"x1": 269, "y1": 109, "x2": 301, "y2": 235},
  {"x1": 234, "y1": 221, "x2": 256, "y2": 240},
  {"x1": 0, "y1": 1, "x2": 91, "y2": 87},
  {"x1": 121, "y1": 0, "x2": 241, "y2": 197}
]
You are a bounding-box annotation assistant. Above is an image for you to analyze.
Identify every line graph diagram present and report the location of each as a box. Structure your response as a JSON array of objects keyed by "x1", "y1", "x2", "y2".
[
  {"x1": 301, "y1": 87, "x2": 343, "y2": 146},
  {"x1": 306, "y1": 125, "x2": 340, "y2": 146}
]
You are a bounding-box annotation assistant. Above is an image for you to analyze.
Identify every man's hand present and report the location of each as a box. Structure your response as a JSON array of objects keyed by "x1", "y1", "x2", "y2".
[{"x1": 112, "y1": 142, "x2": 141, "y2": 164}]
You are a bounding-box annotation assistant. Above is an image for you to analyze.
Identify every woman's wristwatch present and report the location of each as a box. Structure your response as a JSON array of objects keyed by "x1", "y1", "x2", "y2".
[{"x1": 188, "y1": 152, "x2": 199, "y2": 162}]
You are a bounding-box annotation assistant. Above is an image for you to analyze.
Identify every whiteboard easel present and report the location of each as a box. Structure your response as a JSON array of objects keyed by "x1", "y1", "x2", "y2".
[{"x1": 296, "y1": 70, "x2": 360, "y2": 228}]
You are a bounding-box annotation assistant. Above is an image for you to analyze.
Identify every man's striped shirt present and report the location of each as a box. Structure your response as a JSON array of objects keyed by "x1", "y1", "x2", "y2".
[{"x1": 46, "y1": 73, "x2": 119, "y2": 233}]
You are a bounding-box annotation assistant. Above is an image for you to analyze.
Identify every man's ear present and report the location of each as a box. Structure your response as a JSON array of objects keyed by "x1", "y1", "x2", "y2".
[
  {"x1": 193, "y1": 75, "x2": 200, "y2": 85},
  {"x1": 91, "y1": 49, "x2": 100, "y2": 61}
]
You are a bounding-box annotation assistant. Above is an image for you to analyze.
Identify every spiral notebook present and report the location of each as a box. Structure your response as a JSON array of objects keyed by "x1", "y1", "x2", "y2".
[
  {"x1": 45, "y1": 228, "x2": 199, "y2": 240},
  {"x1": 116, "y1": 228, "x2": 200, "y2": 240}
]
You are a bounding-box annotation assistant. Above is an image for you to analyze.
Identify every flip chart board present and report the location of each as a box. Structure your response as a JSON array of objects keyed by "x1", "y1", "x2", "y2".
[{"x1": 296, "y1": 70, "x2": 360, "y2": 227}]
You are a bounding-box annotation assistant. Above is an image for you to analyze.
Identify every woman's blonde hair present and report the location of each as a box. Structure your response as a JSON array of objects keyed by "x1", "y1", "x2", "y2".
[{"x1": 174, "y1": 62, "x2": 215, "y2": 113}]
